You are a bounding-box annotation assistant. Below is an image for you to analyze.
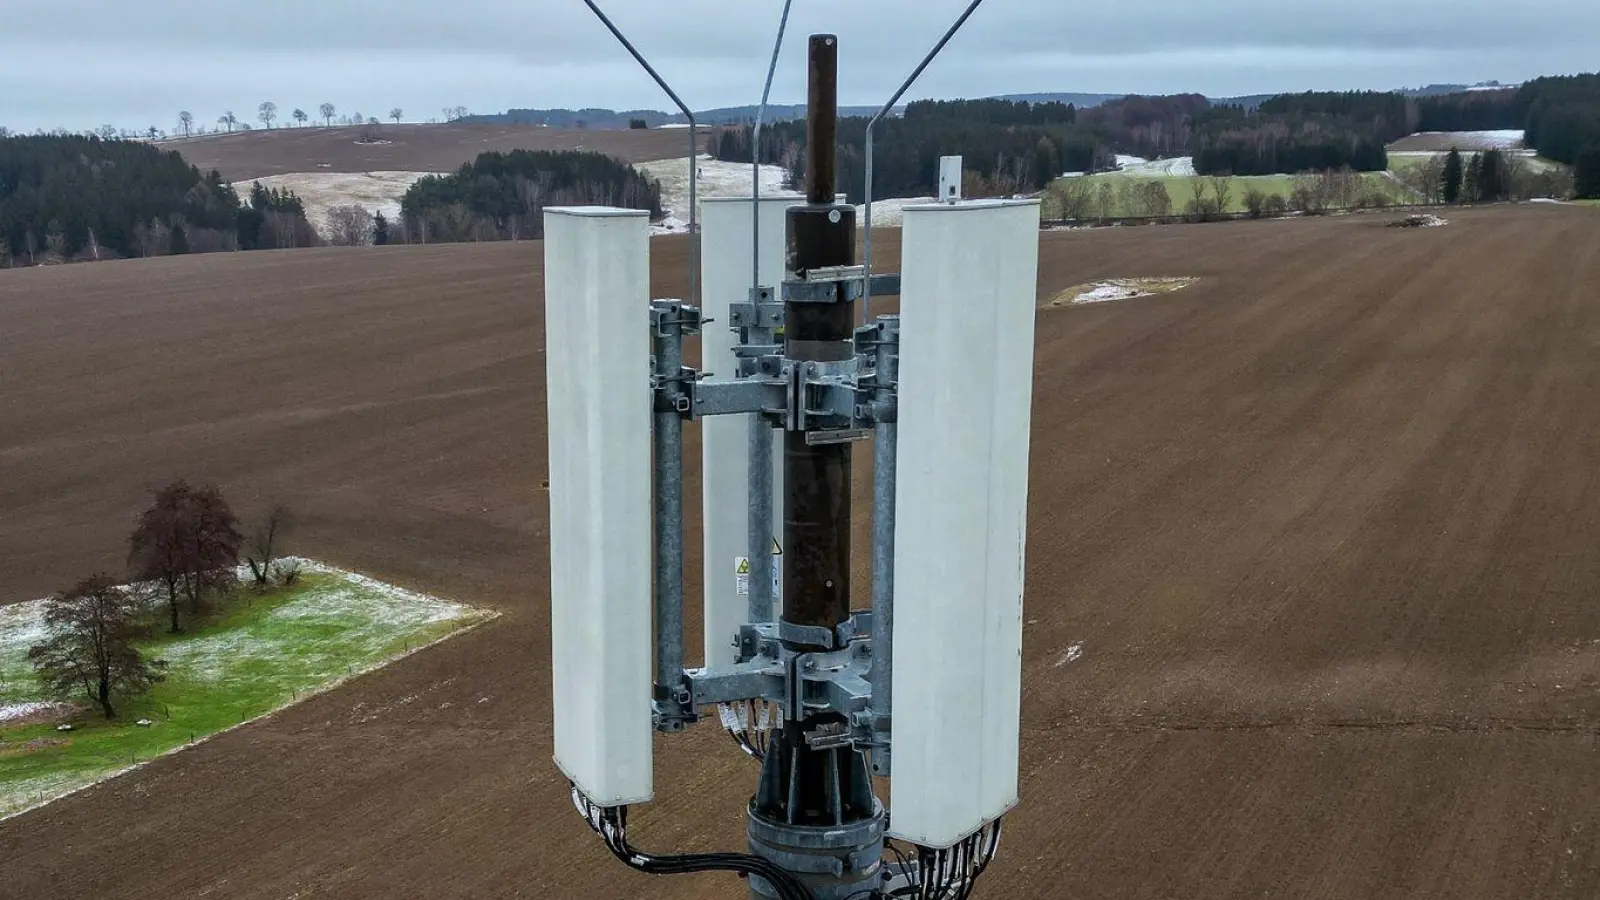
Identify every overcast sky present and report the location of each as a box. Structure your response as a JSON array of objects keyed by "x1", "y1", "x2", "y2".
[{"x1": 1, "y1": 0, "x2": 1595, "y2": 133}]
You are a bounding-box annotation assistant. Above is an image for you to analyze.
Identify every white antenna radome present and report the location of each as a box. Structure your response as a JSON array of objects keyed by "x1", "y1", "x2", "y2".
[
  {"x1": 701, "y1": 196, "x2": 798, "y2": 667},
  {"x1": 544, "y1": 206, "x2": 654, "y2": 806},
  {"x1": 889, "y1": 198, "x2": 1040, "y2": 848}
]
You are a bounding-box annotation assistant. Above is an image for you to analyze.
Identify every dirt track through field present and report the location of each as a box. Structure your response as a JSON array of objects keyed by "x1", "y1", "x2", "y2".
[
  {"x1": 166, "y1": 123, "x2": 714, "y2": 181},
  {"x1": 2, "y1": 206, "x2": 1599, "y2": 898}
]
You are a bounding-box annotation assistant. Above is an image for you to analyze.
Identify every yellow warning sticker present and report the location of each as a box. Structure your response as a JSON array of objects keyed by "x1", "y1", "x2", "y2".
[
  {"x1": 736, "y1": 558, "x2": 751, "y2": 575},
  {"x1": 771, "y1": 537, "x2": 783, "y2": 556}
]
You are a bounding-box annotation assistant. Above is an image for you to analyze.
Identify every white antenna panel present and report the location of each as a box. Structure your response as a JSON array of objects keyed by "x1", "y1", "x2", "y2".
[
  {"x1": 543, "y1": 206, "x2": 654, "y2": 806},
  {"x1": 888, "y1": 199, "x2": 1041, "y2": 848},
  {"x1": 699, "y1": 196, "x2": 800, "y2": 666}
]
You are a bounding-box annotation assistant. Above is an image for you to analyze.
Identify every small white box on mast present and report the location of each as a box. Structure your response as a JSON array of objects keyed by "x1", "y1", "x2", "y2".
[{"x1": 938, "y1": 155, "x2": 963, "y2": 203}]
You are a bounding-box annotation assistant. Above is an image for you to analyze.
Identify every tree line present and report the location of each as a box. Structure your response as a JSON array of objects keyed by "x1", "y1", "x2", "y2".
[
  {"x1": 1192, "y1": 99, "x2": 1391, "y2": 176},
  {"x1": 711, "y1": 98, "x2": 1112, "y2": 203},
  {"x1": 0, "y1": 134, "x2": 321, "y2": 265},
  {"x1": 171, "y1": 104, "x2": 472, "y2": 138},
  {"x1": 397, "y1": 149, "x2": 662, "y2": 244}
]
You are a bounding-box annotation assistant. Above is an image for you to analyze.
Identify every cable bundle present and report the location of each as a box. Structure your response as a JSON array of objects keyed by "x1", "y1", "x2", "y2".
[
  {"x1": 571, "y1": 784, "x2": 813, "y2": 900},
  {"x1": 860, "y1": 820, "x2": 1003, "y2": 900},
  {"x1": 718, "y1": 699, "x2": 777, "y2": 760}
]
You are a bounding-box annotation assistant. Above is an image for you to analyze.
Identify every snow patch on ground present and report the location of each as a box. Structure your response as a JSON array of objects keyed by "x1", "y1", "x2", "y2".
[
  {"x1": 1388, "y1": 214, "x2": 1448, "y2": 228},
  {"x1": 0, "y1": 598, "x2": 49, "y2": 655},
  {"x1": 634, "y1": 155, "x2": 794, "y2": 235},
  {"x1": 1050, "y1": 277, "x2": 1199, "y2": 307},
  {"x1": 858, "y1": 197, "x2": 938, "y2": 228},
  {"x1": 1397, "y1": 130, "x2": 1526, "y2": 151},
  {"x1": 1077, "y1": 283, "x2": 1152, "y2": 304},
  {"x1": 0, "y1": 701, "x2": 67, "y2": 723},
  {"x1": 1417, "y1": 129, "x2": 1524, "y2": 148},
  {"x1": 161, "y1": 558, "x2": 475, "y2": 683},
  {"x1": 230, "y1": 171, "x2": 443, "y2": 236},
  {"x1": 635, "y1": 154, "x2": 936, "y2": 233},
  {"x1": 1060, "y1": 156, "x2": 1194, "y2": 179},
  {"x1": 1112, "y1": 156, "x2": 1197, "y2": 177},
  {"x1": 1055, "y1": 644, "x2": 1085, "y2": 667}
]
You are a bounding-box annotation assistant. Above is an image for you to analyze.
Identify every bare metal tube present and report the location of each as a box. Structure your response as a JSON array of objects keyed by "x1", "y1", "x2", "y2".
[
  {"x1": 868, "y1": 316, "x2": 899, "y2": 775},
  {"x1": 747, "y1": 0, "x2": 794, "y2": 627},
  {"x1": 651, "y1": 307, "x2": 687, "y2": 730}
]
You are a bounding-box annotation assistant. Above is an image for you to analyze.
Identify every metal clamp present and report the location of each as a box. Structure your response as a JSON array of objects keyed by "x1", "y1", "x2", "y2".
[
  {"x1": 649, "y1": 300, "x2": 702, "y2": 336},
  {"x1": 686, "y1": 378, "x2": 782, "y2": 419},
  {"x1": 731, "y1": 301, "x2": 786, "y2": 330}
]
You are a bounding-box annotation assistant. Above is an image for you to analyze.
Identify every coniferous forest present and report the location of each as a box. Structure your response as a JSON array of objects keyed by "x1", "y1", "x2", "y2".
[
  {"x1": 0, "y1": 135, "x2": 316, "y2": 266},
  {"x1": 397, "y1": 149, "x2": 662, "y2": 243}
]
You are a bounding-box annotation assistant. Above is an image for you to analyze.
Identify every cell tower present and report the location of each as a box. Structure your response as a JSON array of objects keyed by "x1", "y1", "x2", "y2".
[{"x1": 547, "y1": 5, "x2": 1038, "y2": 898}]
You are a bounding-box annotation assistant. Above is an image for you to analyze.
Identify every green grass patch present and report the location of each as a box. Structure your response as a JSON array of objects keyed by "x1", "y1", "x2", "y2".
[
  {"x1": 0, "y1": 562, "x2": 492, "y2": 818},
  {"x1": 1045, "y1": 172, "x2": 1409, "y2": 218},
  {"x1": 1574, "y1": 199, "x2": 1600, "y2": 207}
]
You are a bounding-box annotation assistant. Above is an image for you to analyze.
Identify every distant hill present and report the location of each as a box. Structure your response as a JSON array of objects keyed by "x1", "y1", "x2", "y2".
[
  {"x1": 462, "y1": 105, "x2": 889, "y2": 130},
  {"x1": 461, "y1": 81, "x2": 1521, "y2": 131}
]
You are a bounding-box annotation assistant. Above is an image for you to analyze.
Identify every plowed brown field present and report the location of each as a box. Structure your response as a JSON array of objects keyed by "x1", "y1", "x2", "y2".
[
  {"x1": 2, "y1": 205, "x2": 1598, "y2": 899},
  {"x1": 165, "y1": 123, "x2": 712, "y2": 181}
]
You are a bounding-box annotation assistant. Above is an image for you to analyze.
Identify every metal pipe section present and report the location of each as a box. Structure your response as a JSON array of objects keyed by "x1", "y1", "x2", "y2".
[
  {"x1": 651, "y1": 306, "x2": 686, "y2": 730},
  {"x1": 748, "y1": 424, "x2": 777, "y2": 623},
  {"x1": 580, "y1": 0, "x2": 701, "y2": 303},
  {"x1": 860, "y1": 0, "x2": 988, "y2": 322},
  {"x1": 749, "y1": 36, "x2": 885, "y2": 900},
  {"x1": 783, "y1": 34, "x2": 856, "y2": 639},
  {"x1": 868, "y1": 316, "x2": 900, "y2": 776},
  {"x1": 805, "y1": 35, "x2": 839, "y2": 206},
  {"x1": 747, "y1": 0, "x2": 794, "y2": 629}
]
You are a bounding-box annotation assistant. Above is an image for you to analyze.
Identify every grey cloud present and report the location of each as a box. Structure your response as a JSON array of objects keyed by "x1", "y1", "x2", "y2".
[{"x1": 1, "y1": 0, "x2": 1596, "y2": 132}]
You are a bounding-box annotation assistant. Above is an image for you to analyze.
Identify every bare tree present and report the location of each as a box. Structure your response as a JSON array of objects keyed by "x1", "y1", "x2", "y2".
[
  {"x1": 1290, "y1": 173, "x2": 1331, "y2": 215},
  {"x1": 178, "y1": 110, "x2": 194, "y2": 138},
  {"x1": 452, "y1": 106, "x2": 469, "y2": 121},
  {"x1": 320, "y1": 102, "x2": 336, "y2": 126},
  {"x1": 390, "y1": 107, "x2": 403, "y2": 124},
  {"x1": 1142, "y1": 182, "x2": 1173, "y2": 217},
  {"x1": 258, "y1": 101, "x2": 278, "y2": 129},
  {"x1": 1095, "y1": 180, "x2": 1117, "y2": 222},
  {"x1": 1242, "y1": 186, "x2": 1269, "y2": 218},
  {"x1": 325, "y1": 205, "x2": 375, "y2": 246},
  {"x1": 219, "y1": 111, "x2": 238, "y2": 133},
  {"x1": 1115, "y1": 180, "x2": 1138, "y2": 219},
  {"x1": 245, "y1": 505, "x2": 290, "y2": 587},
  {"x1": 1399, "y1": 155, "x2": 1447, "y2": 205},
  {"x1": 97, "y1": 124, "x2": 117, "y2": 141},
  {"x1": 1055, "y1": 177, "x2": 1095, "y2": 221},
  {"x1": 29, "y1": 575, "x2": 163, "y2": 719},
  {"x1": 1185, "y1": 176, "x2": 1218, "y2": 221},
  {"x1": 292, "y1": 108, "x2": 308, "y2": 127},
  {"x1": 1208, "y1": 175, "x2": 1234, "y2": 216},
  {"x1": 129, "y1": 481, "x2": 244, "y2": 632}
]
